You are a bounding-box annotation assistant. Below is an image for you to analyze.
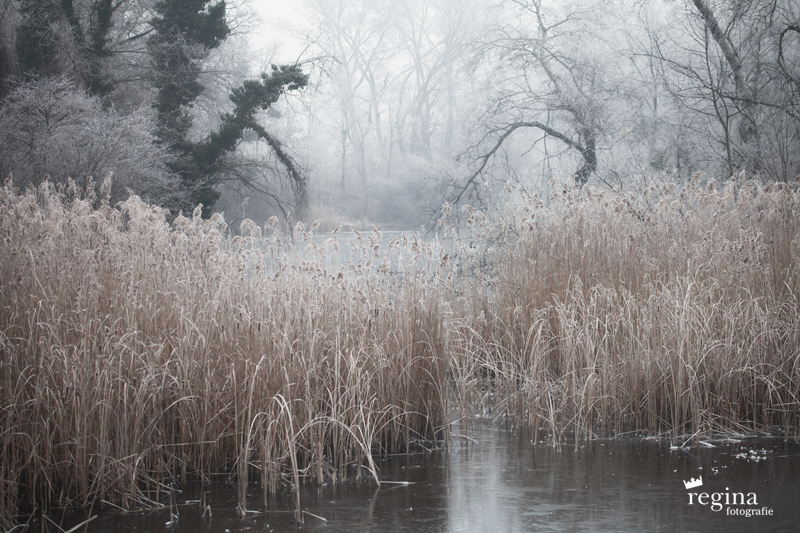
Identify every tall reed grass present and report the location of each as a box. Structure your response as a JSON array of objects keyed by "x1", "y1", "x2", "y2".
[
  {"x1": 451, "y1": 174, "x2": 800, "y2": 445},
  {"x1": 1, "y1": 171, "x2": 799, "y2": 529},
  {"x1": 0, "y1": 177, "x2": 449, "y2": 529}
]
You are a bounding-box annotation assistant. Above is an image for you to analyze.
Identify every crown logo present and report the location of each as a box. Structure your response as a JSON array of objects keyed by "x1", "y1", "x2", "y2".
[{"x1": 683, "y1": 476, "x2": 703, "y2": 489}]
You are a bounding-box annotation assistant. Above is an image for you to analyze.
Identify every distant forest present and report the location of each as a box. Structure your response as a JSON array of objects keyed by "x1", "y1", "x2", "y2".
[{"x1": 1, "y1": 0, "x2": 798, "y2": 228}]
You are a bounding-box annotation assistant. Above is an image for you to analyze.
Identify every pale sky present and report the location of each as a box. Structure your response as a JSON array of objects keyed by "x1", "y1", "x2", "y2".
[{"x1": 250, "y1": 0, "x2": 306, "y2": 64}]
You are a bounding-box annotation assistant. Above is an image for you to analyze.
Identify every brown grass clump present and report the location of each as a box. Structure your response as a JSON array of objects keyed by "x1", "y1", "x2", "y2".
[
  {"x1": 0, "y1": 177, "x2": 449, "y2": 528},
  {"x1": 456, "y1": 174, "x2": 800, "y2": 444}
]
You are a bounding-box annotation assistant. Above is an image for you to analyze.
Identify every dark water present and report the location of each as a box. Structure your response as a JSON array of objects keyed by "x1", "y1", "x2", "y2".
[{"x1": 32, "y1": 418, "x2": 800, "y2": 533}]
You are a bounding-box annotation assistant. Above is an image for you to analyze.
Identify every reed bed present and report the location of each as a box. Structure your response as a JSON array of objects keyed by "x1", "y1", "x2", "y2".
[
  {"x1": 2, "y1": 171, "x2": 800, "y2": 528},
  {"x1": 0, "y1": 177, "x2": 449, "y2": 529},
  {"x1": 453, "y1": 174, "x2": 800, "y2": 444}
]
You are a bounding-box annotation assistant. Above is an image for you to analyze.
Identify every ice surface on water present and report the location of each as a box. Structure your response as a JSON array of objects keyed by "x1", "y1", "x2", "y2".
[{"x1": 49, "y1": 421, "x2": 800, "y2": 532}]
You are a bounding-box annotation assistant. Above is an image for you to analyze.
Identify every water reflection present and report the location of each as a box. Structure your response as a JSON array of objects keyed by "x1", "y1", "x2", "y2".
[{"x1": 42, "y1": 418, "x2": 800, "y2": 532}]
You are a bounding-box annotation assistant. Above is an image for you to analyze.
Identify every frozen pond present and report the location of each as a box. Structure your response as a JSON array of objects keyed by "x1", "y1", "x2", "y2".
[{"x1": 38, "y1": 418, "x2": 800, "y2": 533}]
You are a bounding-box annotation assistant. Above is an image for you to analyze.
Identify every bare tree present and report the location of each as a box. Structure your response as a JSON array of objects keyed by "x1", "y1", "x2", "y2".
[
  {"x1": 648, "y1": 0, "x2": 800, "y2": 181},
  {"x1": 389, "y1": 0, "x2": 483, "y2": 160},
  {"x1": 448, "y1": 0, "x2": 616, "y2": 208},
  {"x1": 299, "y1": 0, "x2": 490, "y2": 225},
  {"x1": 0, "y1": 76, "x2": 181, "y2": 204}
]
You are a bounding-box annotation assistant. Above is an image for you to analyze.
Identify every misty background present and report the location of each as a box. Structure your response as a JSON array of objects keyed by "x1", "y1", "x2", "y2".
[{"x1": 1, "y1": 0, "x2": 798, "y2": 231}]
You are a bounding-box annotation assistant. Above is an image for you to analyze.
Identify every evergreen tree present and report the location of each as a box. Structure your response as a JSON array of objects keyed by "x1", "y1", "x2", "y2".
[
  {"x1": 198, "y1": 64, "x2": 310, "y2": 215},
  {"x1": 148, "y1": 0, "x2": 230, "y2": 212},
  {"x1": 148, "y1": 0, "x2": 309, "y2": 217}
]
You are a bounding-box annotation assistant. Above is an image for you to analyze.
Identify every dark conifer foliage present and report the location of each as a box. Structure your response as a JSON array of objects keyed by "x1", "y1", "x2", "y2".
[
  {"x1": 147, "y1": 1, "x2": 308, "y2": 217},
  {"x1": 199, "y1": 65, "x2": 310, "y2": 214},
  {"x1": 148, "y1": 0, "x2": 231, "y2": 213}
]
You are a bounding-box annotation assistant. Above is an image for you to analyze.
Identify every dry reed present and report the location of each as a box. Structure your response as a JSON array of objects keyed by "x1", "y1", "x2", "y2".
[
  {"x1": 0, "y1": 177, "x2": 449, "y2": 529},
  {"x1": 2, "y1": 170, "x2": 799, "y2": 529},
  {"x1": 451, "y1": 173, "x2": 800, "y2": 445}
]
